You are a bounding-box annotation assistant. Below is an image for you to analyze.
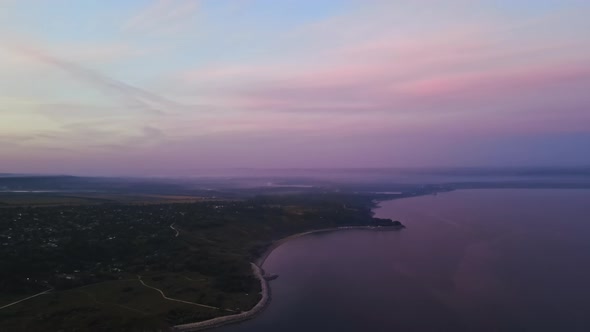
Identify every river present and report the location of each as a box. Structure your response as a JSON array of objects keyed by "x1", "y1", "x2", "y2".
[{"x1": 219, "y1": 189, "x2": 590, "y2": 331}]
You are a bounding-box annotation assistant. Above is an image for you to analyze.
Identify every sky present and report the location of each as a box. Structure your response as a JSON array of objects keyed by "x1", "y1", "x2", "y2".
[{"x1": 1, "y1": 0, "x2": 589, "y2": 176}]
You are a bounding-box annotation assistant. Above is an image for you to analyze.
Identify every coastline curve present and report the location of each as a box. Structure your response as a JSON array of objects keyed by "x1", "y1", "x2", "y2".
[
  {"x1": 173, "y1": 263, "x2": 269, "y2": 332},
  {"x1": 173, "y1": 225, "x2": 403, "y2": 331}
]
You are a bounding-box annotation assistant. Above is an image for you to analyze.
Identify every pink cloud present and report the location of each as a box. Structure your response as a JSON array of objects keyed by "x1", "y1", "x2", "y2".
[
  {"x1": 397, "y1": 64, "x2": 590, "y2": 98},
  {"x1": 169, "y1": 20, "x2": 589, "y2": 124}
]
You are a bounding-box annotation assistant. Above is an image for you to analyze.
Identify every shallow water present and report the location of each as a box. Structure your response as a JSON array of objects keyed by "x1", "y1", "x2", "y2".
[{"x1": 219, "y1": 189, "x2": 590, "y2": 331}]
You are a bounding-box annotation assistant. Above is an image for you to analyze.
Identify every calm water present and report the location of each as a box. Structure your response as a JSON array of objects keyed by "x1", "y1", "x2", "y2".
[{"x1": 220, "y1": 189, "x2": 590, "y2": 332}]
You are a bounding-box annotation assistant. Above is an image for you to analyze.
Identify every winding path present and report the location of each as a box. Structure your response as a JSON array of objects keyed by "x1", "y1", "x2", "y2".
[
  {"x1": 137, "y1": 276, "x2": 232, "y2": 312},
  {"x1": 170, "y1": 223, "x2": 180, "y2": 237},
  {"x1": 173, "y1": 263, "x2": 269, "y2": 331}
]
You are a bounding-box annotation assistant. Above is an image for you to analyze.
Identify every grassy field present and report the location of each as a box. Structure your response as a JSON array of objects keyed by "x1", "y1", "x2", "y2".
[
  {"x1": 0, "y1": 194, "x2": 107, "y2": 206},
  {"x1": 0, "y1": 193, "x2": 212, "y2": 207},
  {"x1": 0, "y1": 271, "x2": 260, "y2": 331}
]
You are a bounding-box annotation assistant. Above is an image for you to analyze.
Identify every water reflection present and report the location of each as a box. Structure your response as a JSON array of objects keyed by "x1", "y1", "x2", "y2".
[{"x1": 220, "y1": 189, "x2": 590, "y2": 331}]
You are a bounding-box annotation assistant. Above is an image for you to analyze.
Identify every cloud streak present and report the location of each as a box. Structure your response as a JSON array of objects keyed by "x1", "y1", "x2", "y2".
[
  {"x1": 10, "y1": 44, "x2": 179, "y2": 115},
  {"x1": 1, "y1": 0, "x2": 590, "y2": 174}
]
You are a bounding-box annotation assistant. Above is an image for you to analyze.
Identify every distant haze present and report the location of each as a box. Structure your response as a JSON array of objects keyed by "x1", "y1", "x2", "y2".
[{"x1": 1, "y1": 1, "x2": 589, "y2": 176}]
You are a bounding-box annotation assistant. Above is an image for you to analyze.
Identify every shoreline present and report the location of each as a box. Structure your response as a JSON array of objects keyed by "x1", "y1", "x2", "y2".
[
  {"x1": 255, "y1": 225, "x2": 401, "y2": 267},
  {"x1": 172, "y1": 225, "x2": 402, "y2": 331},
  {"x1": 172, "y1": 262, "x2": 269, "y2": 332}
]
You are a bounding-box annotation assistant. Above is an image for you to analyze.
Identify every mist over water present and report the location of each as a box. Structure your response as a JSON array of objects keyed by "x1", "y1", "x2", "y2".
[{"x1": 219, "y1": 189, "x2": 590, "y2": 331}]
